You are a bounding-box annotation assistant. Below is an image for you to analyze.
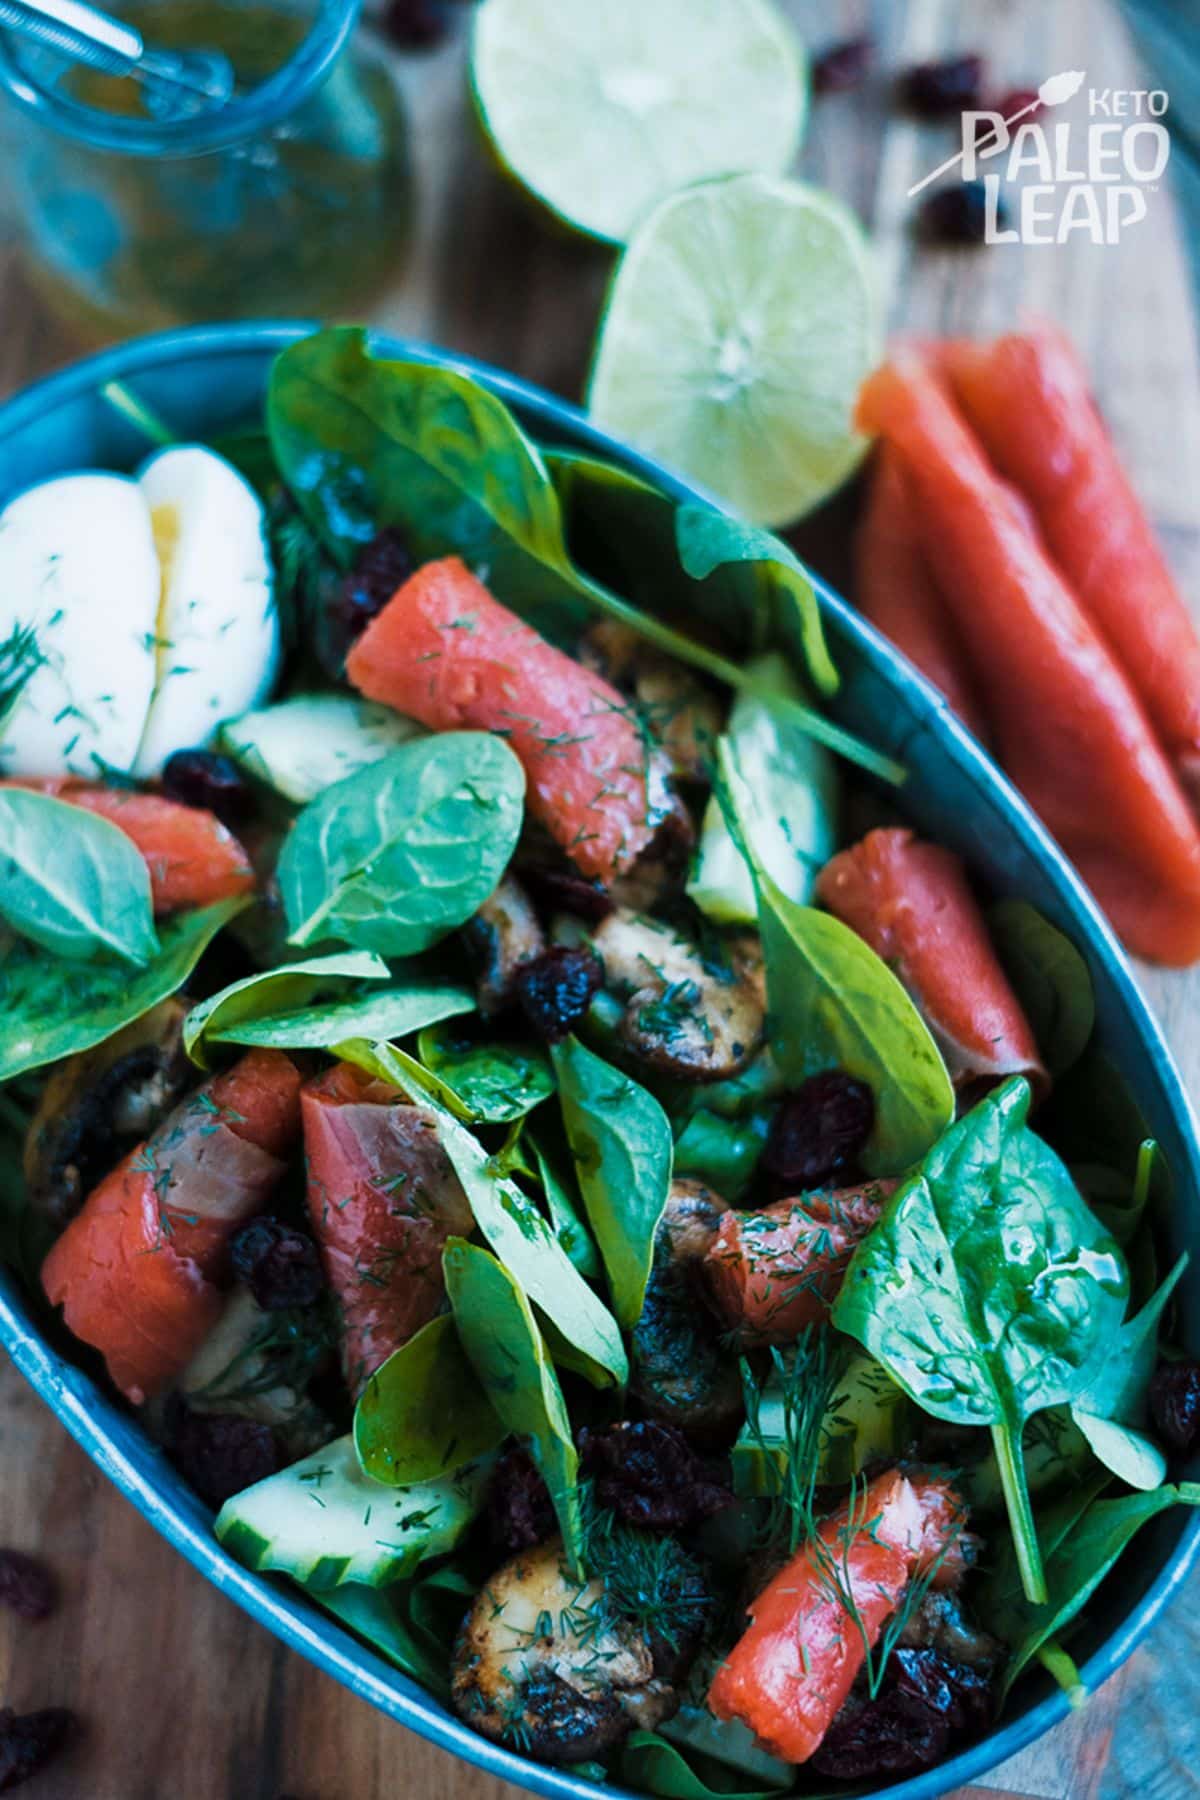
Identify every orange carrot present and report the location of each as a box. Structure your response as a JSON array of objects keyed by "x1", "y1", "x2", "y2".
[
  {"x1": 708, "y1": 1471, "x2": 964, "y2": 1763},
  {"x1": 857, "y1": 353, "x2": 1200, "y2": 965},
  {"x1": 302, "y1": 1061, "x2": 474, "y2": 1396},
  {"x1": 345, "y1": 557, "x2": 671, "y2": 883},
  {"x1": 816, "y1": 828, "x2": 1047, "y2": 1097},
  {"x1": 41, "y1": 1049, "x2": 302, "y2": 1405},
  {"x1": 704, "y1": 1182, "x2": 892, "y2": 1345},
  {"x1": 856, "y1": 448, "x2": 990, "y2": 741},
  {"x1": 944, "y1": 323, "x2": 1200, "y2": 801},
  {"x1": 5, "y1": 779, "x2": 254, "y2": 914}
]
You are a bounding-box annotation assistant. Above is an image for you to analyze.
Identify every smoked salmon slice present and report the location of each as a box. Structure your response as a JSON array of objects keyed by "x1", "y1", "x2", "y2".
[
  {"x1": 345, "y1": 557, "x2": 672, "y2": 884},
  {"x1": 816, "y1": 828, "x2": 1047, "y2": 1096},
  {"x1": 855, "y1": 448, "x2": 990, "y2": 742},
  {"x1": 944, "y1": 324, "x2": 1200, "y2": 802},
  {"x1": 857, "y1": 353, "x2": 1200, "y2": 965},
  {"x1": 704, "y1": 1181, "x2": 892, "y2": 1346},
  {"x1": 41, "y1": 1048, "x2": 302, "y2": 1406},
  {"x1": 301, "y1": 1061, "x2": 475, "y2": 1396},
  {"x1": 6, "y1": 779, "x2": 255, "y2": 914},
  {"x1": 708, "y1": 1470, "x2": 965, "y2": 1762}
]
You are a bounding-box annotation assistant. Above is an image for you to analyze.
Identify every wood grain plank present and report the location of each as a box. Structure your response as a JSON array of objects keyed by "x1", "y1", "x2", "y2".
[{"x1": 1, "y1": 1, "x2": 1198, "y2": 1796}]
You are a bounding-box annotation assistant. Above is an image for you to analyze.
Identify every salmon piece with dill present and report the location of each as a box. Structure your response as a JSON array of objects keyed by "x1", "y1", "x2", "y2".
[
  {"x1": 345, "y1": 556, "x2": 673, "y2": 883},
  {"x1": 300, "y1": 1061, "x2": 474, "y2": 1397}
]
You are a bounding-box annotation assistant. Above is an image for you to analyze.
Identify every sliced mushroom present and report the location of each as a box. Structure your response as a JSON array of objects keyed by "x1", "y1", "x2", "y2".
[
  {"x1": 580, "y1": 619, "x2": 723, "y2": 782},
  {"x1": 165, "y1": 1284, "x2": 332, "y2": 1462},
  {"x1": 592, "y1": 911, "x2": 765, "y2": 1082},
  {"x1": 608, "y1": 794, "x2": 696, "y2": 913},
  {"x1": 451, "y1": 1539, "x2": 678, "y2": 1763},
  {"x1": 461, "y1": 874, "x2": 546, "y2": 1018},
  {"x1": 896, "y1": 1588, "x2": 1001, "y2": 1672},
  {"x1": 632, "y1": 1180, "x2": 744, "y2": 1445},
  {"x1": 23, "y1": 998, "x2": 192, "y2": 1227}
]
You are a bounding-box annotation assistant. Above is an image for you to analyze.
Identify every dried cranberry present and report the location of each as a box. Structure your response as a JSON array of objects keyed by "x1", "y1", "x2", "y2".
[
  {"x1": 1150, "y1": 1359, "x2": 1200, "y2": 1453},
  {"x1": 161, "y1": 749, "x2": 253, "y2": 828},
  {"x1": 515, "y1": 947, "x2": 603, "y2": 1042},
  {"x1": 763, "y1": 1071, "x2": 874, "y2": 1190},
  {"x1": 811, "y1": 1649, "x2": 993, "y2": 1780},
  {"x1": 336, "y1": 527, "x2": 414, "y2": 651},
  {"x1": 578, "y1": 1422, "x2": 732, "y2": 1531},
  {"x1": 0, "y1": 1551, "x2": 56, "y2": 1622},
  {"x1": 520, "y1": 864, "x2": 614, "y2": 925},
  {"x1": 381, "y1": 0, "x2": 451, "y2": 49},
  {"x1": 486, "y1": 1447, "x2": 556, "y2": 1554},
  {"x1": 899, "y1": 54, "x2": 985, "y2": 118},
  {"x1": 917, "y1": 180, "x2": 1002, "y2": 246},
  {"x1": 0, "y1": 1707, "x2": 75, "y2": 1793},
  {"x1": 230, "y1": 1216, "x2": 325, "y2": 1312},
  {"x1": 171, "y1": 1409, "x2": 279, "y2": 1508},
  {"x1": 813, "y1": 37, "x2": 874, "y2": 94}
]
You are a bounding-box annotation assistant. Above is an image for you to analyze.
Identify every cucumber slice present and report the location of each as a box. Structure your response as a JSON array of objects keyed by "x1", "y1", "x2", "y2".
[
  {"x1": 215, "y1": 1434, "x2": 491, "y2": 1590},
  {"x1": 220, "y1": 694, "x2": 423, "y2": 804}
]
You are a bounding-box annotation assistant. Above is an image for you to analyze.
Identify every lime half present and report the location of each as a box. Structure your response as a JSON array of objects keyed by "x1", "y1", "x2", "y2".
[
  {"x1": 588, "y1": 174, "x2": 880, "y2": 526},
  {"x1": 470, "y1": 0, "x2": 807, "y2": 245}
]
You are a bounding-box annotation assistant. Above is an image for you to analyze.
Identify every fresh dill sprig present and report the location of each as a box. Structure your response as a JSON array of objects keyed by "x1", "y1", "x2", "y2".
[
  {"x1": 739, "y1": 1334, "x2": 965, "y2": 1698},
  {"x1": 0, "y1": 623, "x2": 43, "y2": 732},
  {"x1": 582, "y1": 1489, "x2": 708, "y2": 1654}
]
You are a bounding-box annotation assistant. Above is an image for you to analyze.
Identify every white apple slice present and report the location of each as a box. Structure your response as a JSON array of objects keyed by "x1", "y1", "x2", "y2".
[
  {"x1": 220, "y1": 693, "x2": 424, "y2": 804},
  {"x1": 134, "y1": 446, "x2": 280, "y2": 778},
  {"x1": 0, "y1": 473, "x2": 160, "y2": 779}
]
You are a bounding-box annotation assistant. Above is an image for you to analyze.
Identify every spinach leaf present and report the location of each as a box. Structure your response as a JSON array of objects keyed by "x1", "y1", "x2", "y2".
[
  {"x1": 444, "y1": 1236, "x2": 584, "y2": 1575},
  {"x1": 529, "y1": 1135, "x2": 600, "y2": 1278},
  {"x1": 549, "y1": 451, "x2": 836, "y2": 699},
  {"x1": 833, "y1": 1077, "x2": 1129, "y2": 1603},
  {"x1": 622, "y1": 1733, "x2": 793, "y2": 1800},
  {"x1": 715, "y1": 742, "x2": 950, "y2": 1174},
  {"x1": 353, "y1": 1313, "x2": 505, "y2": 1486},
  {"x1": 756, "y1": 882, "x2": 952, "y2": 1176},
  {"x1": 675, "y1": 504, "x2": 837, "y2": 697},
  {"x1": 309, "y1": 1579, "x2": 453, "y2": 1698},
  {"x1": 278, "y1": 733, "x2": 525, "y2": 957},
  {"x1": 988, "y1": 900, "x2": 1095, "y2": 1077},
  {"x1": 183, "y1": 949, "x2": 389, "y2": 1066},
  {"x1": 1070, "y1": 1253, "x2": 1188, "y2": 1489},
  {"x1": 0, "y1": 789, "x2": 158, "y2": 965},
  {"x1": 337, "y1": 1040, "x2": 627, "y2": 1388},
  {"x1": 417, "y1": 1021, "x2": 554, "y2": 1123},
  {"x1": 690, "y1": 652, "x2": 837, "y2": 926},
  {"x1": 206, "y1": 979, "x2": 475, "y2": 1055},
  {"x1": 269, "y1": 326, "x2": 595, "y2": 639},
  {"x1": 553, "y1": 1036, "x2": 673, "y2": 1328},
  {"x1": 981, "y1": 1481, "x2": 1200, "y2": 1698},
  {"x1": 0, "y1": 897, "x2": 245, "y2": 1082},
  {"x1": 673, "y1": 1106, "x2": 770, "y2": 1206},
  {"x1": 657, "y1": 1708, "x2": 795, "y2": 1794},
  {"x1": 270, "y1": 332, "x2": 897, "y2": 783}
]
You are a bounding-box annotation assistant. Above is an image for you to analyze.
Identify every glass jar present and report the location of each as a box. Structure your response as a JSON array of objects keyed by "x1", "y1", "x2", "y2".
[{"x1": 0, "y1": 0, "x2": 412, "y2": 339}]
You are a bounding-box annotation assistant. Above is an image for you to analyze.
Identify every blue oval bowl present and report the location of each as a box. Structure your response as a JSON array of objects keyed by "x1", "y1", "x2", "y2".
[{"x1": 1, "y1": 323, "x2": 1197, "y2": 1800}]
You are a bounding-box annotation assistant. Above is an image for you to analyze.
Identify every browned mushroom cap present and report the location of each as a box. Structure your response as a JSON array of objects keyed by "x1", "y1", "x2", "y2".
[
  {"x1": 451, "y1": 1540, "x2": 678, "y2": 1763},
  {"x1": 461, "y1": 874, "x2": 546, "y2": 1018},
  {"x1": 580, "y1": 620, "x2": 723, "y2": 783},
  {"x1": 632, "y1": 1180, "x2": 744, "y2": 1445},
  {"x1": 592, "y1": 911, "x2": 766, "y2": 1082},
  {"x1": 23, "y1": 998, "x2": 193, "y2": 1227},
  {"x1": 608, "y1": 793, "x2": 696, "y2": 914}
]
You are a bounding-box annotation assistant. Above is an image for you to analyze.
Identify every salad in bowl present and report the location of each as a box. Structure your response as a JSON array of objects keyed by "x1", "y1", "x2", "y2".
[{"x1": 0, "y1": 325, "x2": 1197, "y2": 1799}]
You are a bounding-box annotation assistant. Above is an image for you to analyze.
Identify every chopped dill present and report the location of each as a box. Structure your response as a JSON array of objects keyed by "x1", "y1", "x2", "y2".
[
  {"x1": 0, "y1": 623, "x2": 43, "y2": 732},
  {"x1": 583, "y1": 1490, "x2": 708, "y2": 1654}
]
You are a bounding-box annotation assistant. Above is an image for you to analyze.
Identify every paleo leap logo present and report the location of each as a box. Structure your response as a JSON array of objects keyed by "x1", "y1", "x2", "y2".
[{"x1": 908, "y1": 70, "x2": 1172, "y2": 244}]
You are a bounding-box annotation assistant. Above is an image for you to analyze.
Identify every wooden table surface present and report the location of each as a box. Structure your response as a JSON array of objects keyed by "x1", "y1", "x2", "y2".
[{"x1": 2, "y1": 1, "x2": 1200, "y2": 1796}]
